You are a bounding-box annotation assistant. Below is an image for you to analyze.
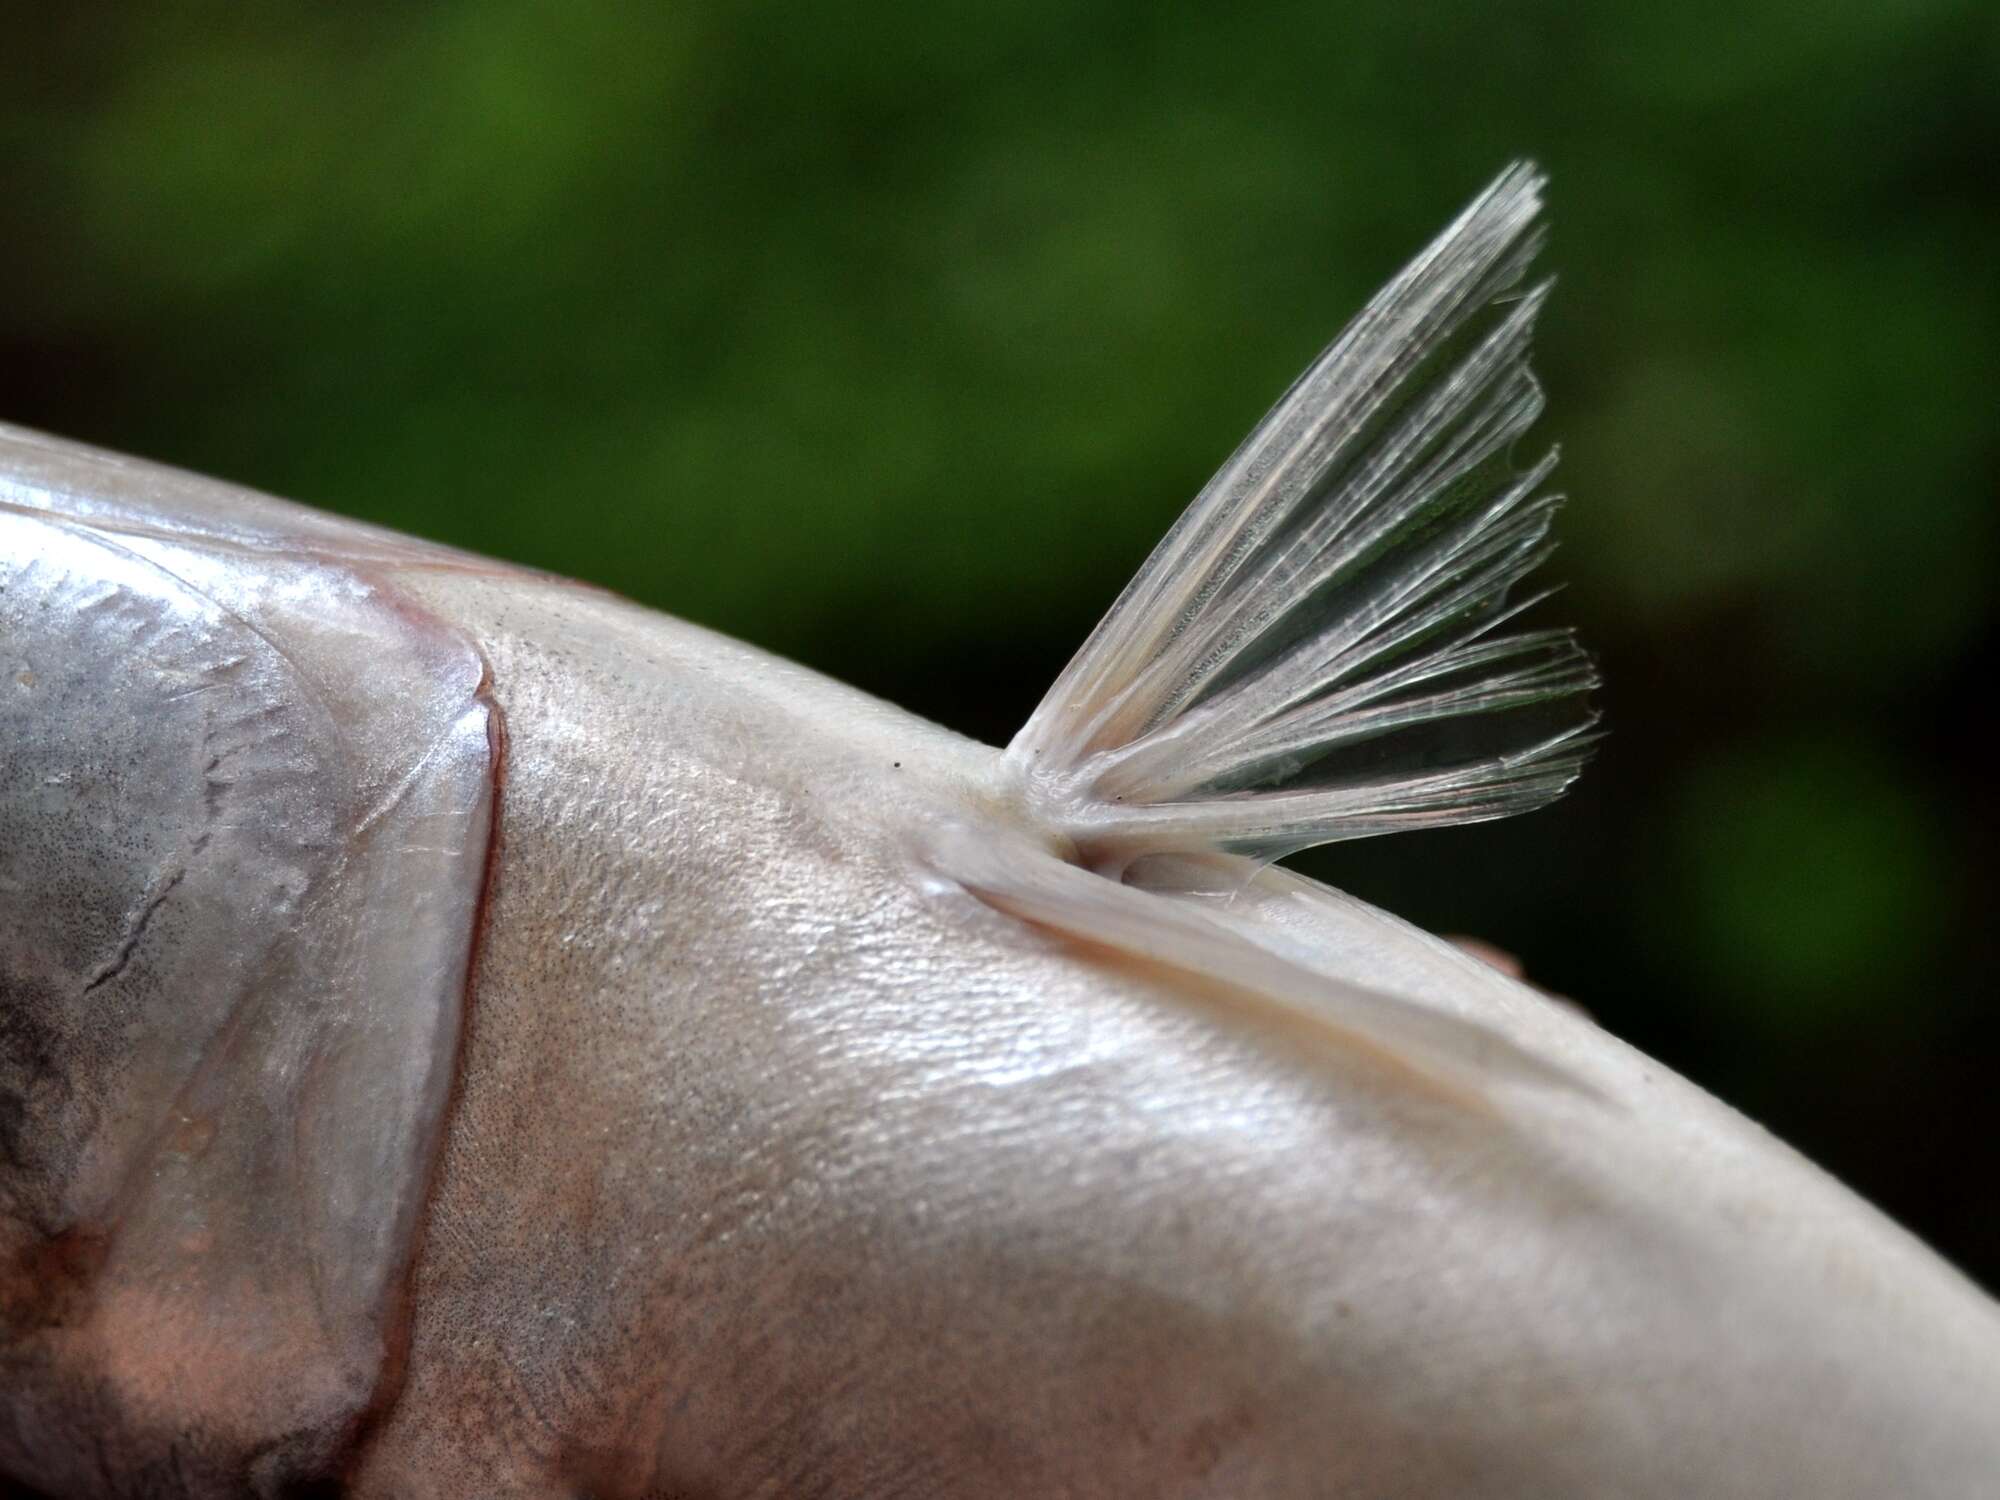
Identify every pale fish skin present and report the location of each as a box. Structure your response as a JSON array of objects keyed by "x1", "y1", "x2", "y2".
[{"x1": 2, "y1": 168, "x2": 1997, "y2": 1499}]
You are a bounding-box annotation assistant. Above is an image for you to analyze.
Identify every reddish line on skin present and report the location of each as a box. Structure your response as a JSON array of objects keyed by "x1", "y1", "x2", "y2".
[{"x1": 1446, "y1": 935, "x2": 1524, "y2": 978}]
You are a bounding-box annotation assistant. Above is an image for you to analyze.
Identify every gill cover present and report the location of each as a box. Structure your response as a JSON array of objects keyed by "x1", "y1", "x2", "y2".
[{"x1": 0, "y1": 429, "x2": 496, "y2": 1492}]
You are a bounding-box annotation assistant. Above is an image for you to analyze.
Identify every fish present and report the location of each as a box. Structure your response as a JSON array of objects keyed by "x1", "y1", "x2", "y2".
[{"x1": 2, "y1": 164, "x2": 1995, "y2": 1499}]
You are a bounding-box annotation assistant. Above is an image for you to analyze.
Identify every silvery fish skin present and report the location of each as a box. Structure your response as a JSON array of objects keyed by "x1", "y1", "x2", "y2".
[{"x1": 4, "y1": 170, "x2": 1999, "y2": 1499}]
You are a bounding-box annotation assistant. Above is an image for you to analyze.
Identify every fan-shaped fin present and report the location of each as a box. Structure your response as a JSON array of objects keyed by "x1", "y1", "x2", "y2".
[{"x1": 1010, "y1": 162, "x2": 1597, "y2": 867}]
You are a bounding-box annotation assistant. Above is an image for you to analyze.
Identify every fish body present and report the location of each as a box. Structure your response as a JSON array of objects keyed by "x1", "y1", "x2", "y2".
[{"x1": 3, "y1": 169, "x2": 1997, "y2": 1498}]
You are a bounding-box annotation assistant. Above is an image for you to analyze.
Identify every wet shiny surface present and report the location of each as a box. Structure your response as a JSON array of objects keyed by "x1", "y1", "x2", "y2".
[
  {"x1": 0, "y1": 426, "x2": 494, "y2": 1495},
  {"x1": 3, "y1": 425, "x2": 1999, "y2": 1497},
  {"x1": 361, "y1": 565, "x2": 2000, "y2": 1498}
]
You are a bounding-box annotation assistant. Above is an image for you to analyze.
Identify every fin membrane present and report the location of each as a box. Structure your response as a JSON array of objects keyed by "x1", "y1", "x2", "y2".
[{"x1": 1010, "y1": 162, "x2": 1597, "y2": 866}]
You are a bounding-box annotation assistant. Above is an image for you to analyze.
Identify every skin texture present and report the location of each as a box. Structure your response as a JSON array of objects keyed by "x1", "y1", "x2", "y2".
[
  {"x1": 0, "y1": 428, "x2": 493, "y2": 1495},
  {"x1": 4, "y1": 427, "x2": 2000, "y2": 1497},
  {"x1": 350, "y1": 561, "x2": 2000, "y2": 1500}
]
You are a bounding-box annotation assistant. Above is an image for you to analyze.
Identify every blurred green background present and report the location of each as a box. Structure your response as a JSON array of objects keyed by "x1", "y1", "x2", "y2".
[{"x1": 3, "y1": 3, "x2": 1995, "y2": 1286}]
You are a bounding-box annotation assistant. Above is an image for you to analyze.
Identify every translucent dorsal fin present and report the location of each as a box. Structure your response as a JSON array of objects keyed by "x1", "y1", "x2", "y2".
[{"x1": 1010, "y1": 163, "x2": 1597, "y2": 868}]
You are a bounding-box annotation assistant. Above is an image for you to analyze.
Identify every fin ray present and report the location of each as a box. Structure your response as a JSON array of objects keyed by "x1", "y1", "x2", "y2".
[
  {"x1": 930, "y1": 827, "x2": 1582, "y2": 1097},
  {"x1": 1010, "y1": 162, "x2": 1597, "y2": 864}
]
